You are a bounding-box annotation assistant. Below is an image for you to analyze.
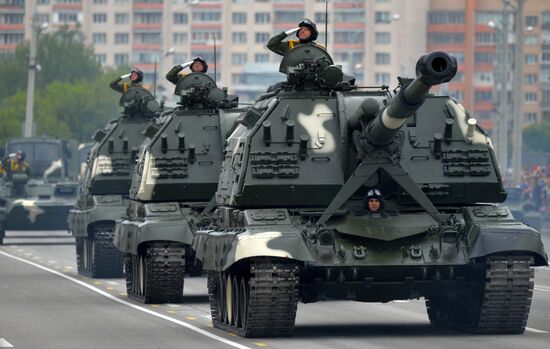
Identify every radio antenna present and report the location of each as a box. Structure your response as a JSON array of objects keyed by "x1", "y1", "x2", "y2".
[
  {"x1": 325, "y1": 0, "x2": 328, "y2": 49},
  {"x1": 213, "y1": 33, "x2": 217, "y2": 84}
]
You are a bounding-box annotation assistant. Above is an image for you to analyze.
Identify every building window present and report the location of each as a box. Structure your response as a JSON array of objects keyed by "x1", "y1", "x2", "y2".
[
  {"x1": 525, "y1": 35, "x2": 537, "y2": 45},
  {"x1": 274, "y1": 10, "x2": 304, "y2": 23},
  {"x1": 173, "y1": 13, "x2": 188, "y2": 24},
  {"x1": 232, "y1": 32, "x2": 247, "y2": 44},
  {"x1": 255, "y1": 53, "x2": 269, "y2": 63},
  {"x1": 334, "y1": 30, "x2": 364, "y2": 44},
  {"x1": 526, "y1": 15, "x2": 538, "y2": 27},
  {"x1": 115, "y1": 13, "x2": 129, "y2": 24},
  {"x1": 135, "y1": 13, "x2": 161, "y2": 24},
  {"x1": 92, "y1": 33, "x2": 107, "y2": 44},
  {"x1": 255, "y1": 12, "x2": 270, "y2": 24},
  {"x1": 114, "y1": 53, "x2": 128, "y2": 66},
  {"x1": 173, "y1": 32, "x2": 187, "y2": 44},
  {"x1": 474, "y1": 51, "x2": 495, "y2": 64},
  {"x1": 94, "y1": 54, "x2": 106, "y2": 65},
  {"x1": 427, "y1": 33, "x2": 464, "y2": 44},
  {"x1": 525, "y1": 112, "x2": 537, "y2": 123},
  {"x1": 93, "y1": 0, "x2": 107, "y2": 4},
  {"x1": 334, "y1": 10, "x2": 365, "y2": 22},
  {"x1": 375, "y1": 53, "x2": 390, "y2": 65},
  {"x1": 114, "y1": 33, "x2": 129, "y2": 44},
  {"x1": 232, "y1": 12, "x2": 247, "y2": 24},
  {"x1": 192, "y1": 11, "x2": 221, "y2": 22},
  {"x1": 449, "y1": 51, "x2": 465, "y2": 64},
  {"x1": 544, "y1": 90, "x2": 550, "y2": 103},
  {"x1": 542, "y1": 51, "x2": 550, "y2": 63},
  {"x1": 474, "y1": 90, "x2": 492, "y2": 102},
  {"x1": 231, "y1": 53, "x2": 247, "y2": 65},
  {"x1": 255, "y1": 32, "x2": 269, "y2": 43},
  {"x1": 525, "y1": 54, "x2": 538, "y2": 64},
  {"x1": 428, "y1": 11, "x2": 465, "y2": 24},
  {"x1": 475, "y1": 32, "x2": 497, "y2": 44},
  {"x1": 374, "y1": 32, "x2": 390, "y2": 44},
  {"x1": 57, "y1": 12, "x2": 79, "y2": 23},
  {"x1": 544, "y1": 12, "x2": 550, "y2": 25},
  {"x1": 93, "y1": 13, "x2": 107, "y2": 24},
  {"x1": 314, "y1": 12, "x2": 327, "y2": 24},
  {"x1": 375, "y1": 11, "x2": 390, "y2": 24},
  {"x1": 375, "y1": 73, "x2": 390, "y2": 85},
  {"x1": 525, "y1": 74, "x2": 537, "y2": 84},
  {"x1": 524, "y1": 92, "x2": 537, "y2": 103}
]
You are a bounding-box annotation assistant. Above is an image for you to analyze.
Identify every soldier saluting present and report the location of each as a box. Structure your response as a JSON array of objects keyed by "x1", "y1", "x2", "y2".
[
  {"x1": 267, "y1": 18, "x2": 322, "y2": 56},
  {"x1": 109, "y1": 67, "x2": 144, "y2": 93},
  {"x1": 165, "y1": 56, "x2": 209, "y2": 85}
]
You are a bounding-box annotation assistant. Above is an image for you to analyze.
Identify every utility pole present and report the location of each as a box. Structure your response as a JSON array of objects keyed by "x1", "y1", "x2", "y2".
[
  {"x1": 511, "y1": 0, "x2": 525, "y2": 185},
  {"x1": 497, "y1": 1, "x2": 511, "y2": 175},
  {"x1": 24, "y1": 4, "x2": 39, "y2": 138}
]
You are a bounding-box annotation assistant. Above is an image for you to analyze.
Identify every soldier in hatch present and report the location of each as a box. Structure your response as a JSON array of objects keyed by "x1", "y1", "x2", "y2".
[
  {"x1": 109, "y1": 67, "x2": 144, "y2": 93},
  {"x1": 1, "y1": 151, "x2": 31, "y2": 178},
  {"x1": 267, "y1": 18, "x2": 323, "y2": 56},
  {"x1": 364, "y1": 188, "x2": 384, "y2": 212},
  {"x1": 166, "y1": 56, "x2": 209, "y2": 85}
]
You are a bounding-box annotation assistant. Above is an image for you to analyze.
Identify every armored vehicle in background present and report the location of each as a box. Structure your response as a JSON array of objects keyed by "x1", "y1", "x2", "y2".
[
  {"x1": 114, "y1": 73, "x2": 243, "y2": 303},
  {"x1": 193, "y1": 47, "x2": 548, "y2": 337},
  {"x1": 68, "y1": 87, "x2": 161, "y2": 277},
  {"x1": 0, "y1": 137, "x2": 80, "y2": 245},
  {"x1": 503, "y1": 187, "x2": 543, "y2": 231}
]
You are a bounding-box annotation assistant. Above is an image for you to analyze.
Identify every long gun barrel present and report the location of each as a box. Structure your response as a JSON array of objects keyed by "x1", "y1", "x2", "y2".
[{"x1": 366, "y1": 51, "x2": 457, "y2": 145}]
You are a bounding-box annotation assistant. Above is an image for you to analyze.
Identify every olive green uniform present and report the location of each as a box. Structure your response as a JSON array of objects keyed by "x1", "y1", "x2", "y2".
[
  {"x1": 109, "y1": 77, "x2": 142, "y2": 93},
  {"x1": 267, "y1": 32, "x2": 324, "y2": 56},
  {"x1": 165, "y1": 65, "x2": 185, "y2": 85}
]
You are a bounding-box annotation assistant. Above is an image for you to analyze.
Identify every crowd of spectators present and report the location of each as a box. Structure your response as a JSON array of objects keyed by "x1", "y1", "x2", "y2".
[{"x1": 505, "y1": 164, "x2": 549, "y2": 216}]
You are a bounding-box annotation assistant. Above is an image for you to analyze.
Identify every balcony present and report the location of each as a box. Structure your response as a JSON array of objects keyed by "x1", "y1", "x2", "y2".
[
  {"x1": 133, "y1": 23, "x2": 162, "y2": 30},
  {"x1": 0, "y1": 23, "x2": 24, "y2": 31}
]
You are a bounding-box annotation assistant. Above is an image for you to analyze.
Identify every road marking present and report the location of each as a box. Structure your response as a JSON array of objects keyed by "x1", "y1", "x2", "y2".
[
  {"x1": 167, "y1": 310, "x2": 177, "y2": 314},
  {"x1": 534, "y1": 286, "x2": 550, "y2": 293},
  {"x1": 106, "y1": 286, "x2": 114, "y2": 291},
  {"x1": 0, "y1": 250, "x2": 252, "y2": 349},
  {"x1": 526, "y1": 327, "x2": 549, "y2": 334},
  {"x1": 0, "y1": 338, "x2": 14, "y2": 348},
  {"x1": 106, "y1": 281, "x2": 120, "y2": 286},
  {"x1": 185, "y1": 316, "x2": 197, "y2": 320},
  {"x1": 93, "y1": 281, "x2": 102, "y2": 285},
  {"x1": 254, "y1": 342, "x2": 267, "y2": 347}
]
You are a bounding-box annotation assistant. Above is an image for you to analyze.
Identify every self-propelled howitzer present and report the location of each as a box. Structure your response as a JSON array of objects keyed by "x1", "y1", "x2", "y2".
[
  {"x1": 113, "y1": 73, "x2": 244, "y2": 303},
  {"x1": 68, "y1": 87, "x2": 162, "y2": 278},
  {"x1": 193, "y1": 47, "x2": 547, "y2": 337}
]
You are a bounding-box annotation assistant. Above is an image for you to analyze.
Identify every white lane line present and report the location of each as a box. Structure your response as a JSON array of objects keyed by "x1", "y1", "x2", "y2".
[
  {"x1": 526, "y1": 327, "x2": 549, "y2": 334},
  {"x1": 0, "y1": 338, "x2": 14, "y2": 348},
  {"x1": 0, "y1": 251, "x2": 251, "y2": 349},
  {"x1": 534, "y1": 287, "x2": 550, "y2": 293}
]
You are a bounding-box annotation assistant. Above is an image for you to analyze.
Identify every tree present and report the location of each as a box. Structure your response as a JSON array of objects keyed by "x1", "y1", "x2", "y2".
[
  {"x1": 0, "y1": 27, "x2": 101, "y2": 100},
  {"x1": 523, "y1": 122, "x2": 550, "y2": 153},
  {"x1": 0, "y1": 73, "x2": 122, "y2": 144}
]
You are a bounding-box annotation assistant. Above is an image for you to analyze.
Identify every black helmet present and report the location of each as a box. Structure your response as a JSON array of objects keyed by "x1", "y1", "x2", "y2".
[
  {"x1": 130, "y1": 67, "x2": 144, "y2": 83},
  {"x1": 191, "y1": 56, "x2": 208, "y2": 73},
  {"x1": 364, "y1": 188, "x2": 385, "y2": 210},
  {"x1": 297, "y1": 18, "x2": 318, "y2": 42}
]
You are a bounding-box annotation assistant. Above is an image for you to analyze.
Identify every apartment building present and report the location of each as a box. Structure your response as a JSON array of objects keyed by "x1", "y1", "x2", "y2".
[
  {"x1": 428, "y1": 0, "x2": 550, "y2": 132},
  {"x1": 1, "y1": 0, "x2": 430, "y2": 101}
]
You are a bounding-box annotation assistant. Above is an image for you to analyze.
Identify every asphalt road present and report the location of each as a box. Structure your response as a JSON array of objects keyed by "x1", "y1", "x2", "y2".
[{"x1": 0, "y1": 228, "x2": 549, "y2": 349}]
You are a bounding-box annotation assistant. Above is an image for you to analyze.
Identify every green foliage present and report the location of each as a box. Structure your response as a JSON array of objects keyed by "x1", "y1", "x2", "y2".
[
  {"x1": 0, "y1": 27, "x2": 129, "y2": 144},
  {"x1": 523, "y1": 122, "x2": 550, "y2": 153},
  {"x1": 0, "y1": 27, "x2": 101, "y2": 100},
  {"x1": 0, "y1": 71, "x2": 125, "y2": 145}
]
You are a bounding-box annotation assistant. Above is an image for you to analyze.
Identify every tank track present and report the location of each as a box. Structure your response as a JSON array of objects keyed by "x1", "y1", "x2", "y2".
[
  {"x1": 426, "y1": 255, "x2": 534, "y2": 334},
  {"x1": 209, "y1": 258, "x2": 299, "y2": 337},
  {"x1": 76, "y1": 224, "x2": 125, "y2": 278},
  {"x1": 125, "y1": 242, "x2": 186, "y2": 304},
  {"x1": 474, "y1": 255, "x2": 534, "y2": 334}
]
